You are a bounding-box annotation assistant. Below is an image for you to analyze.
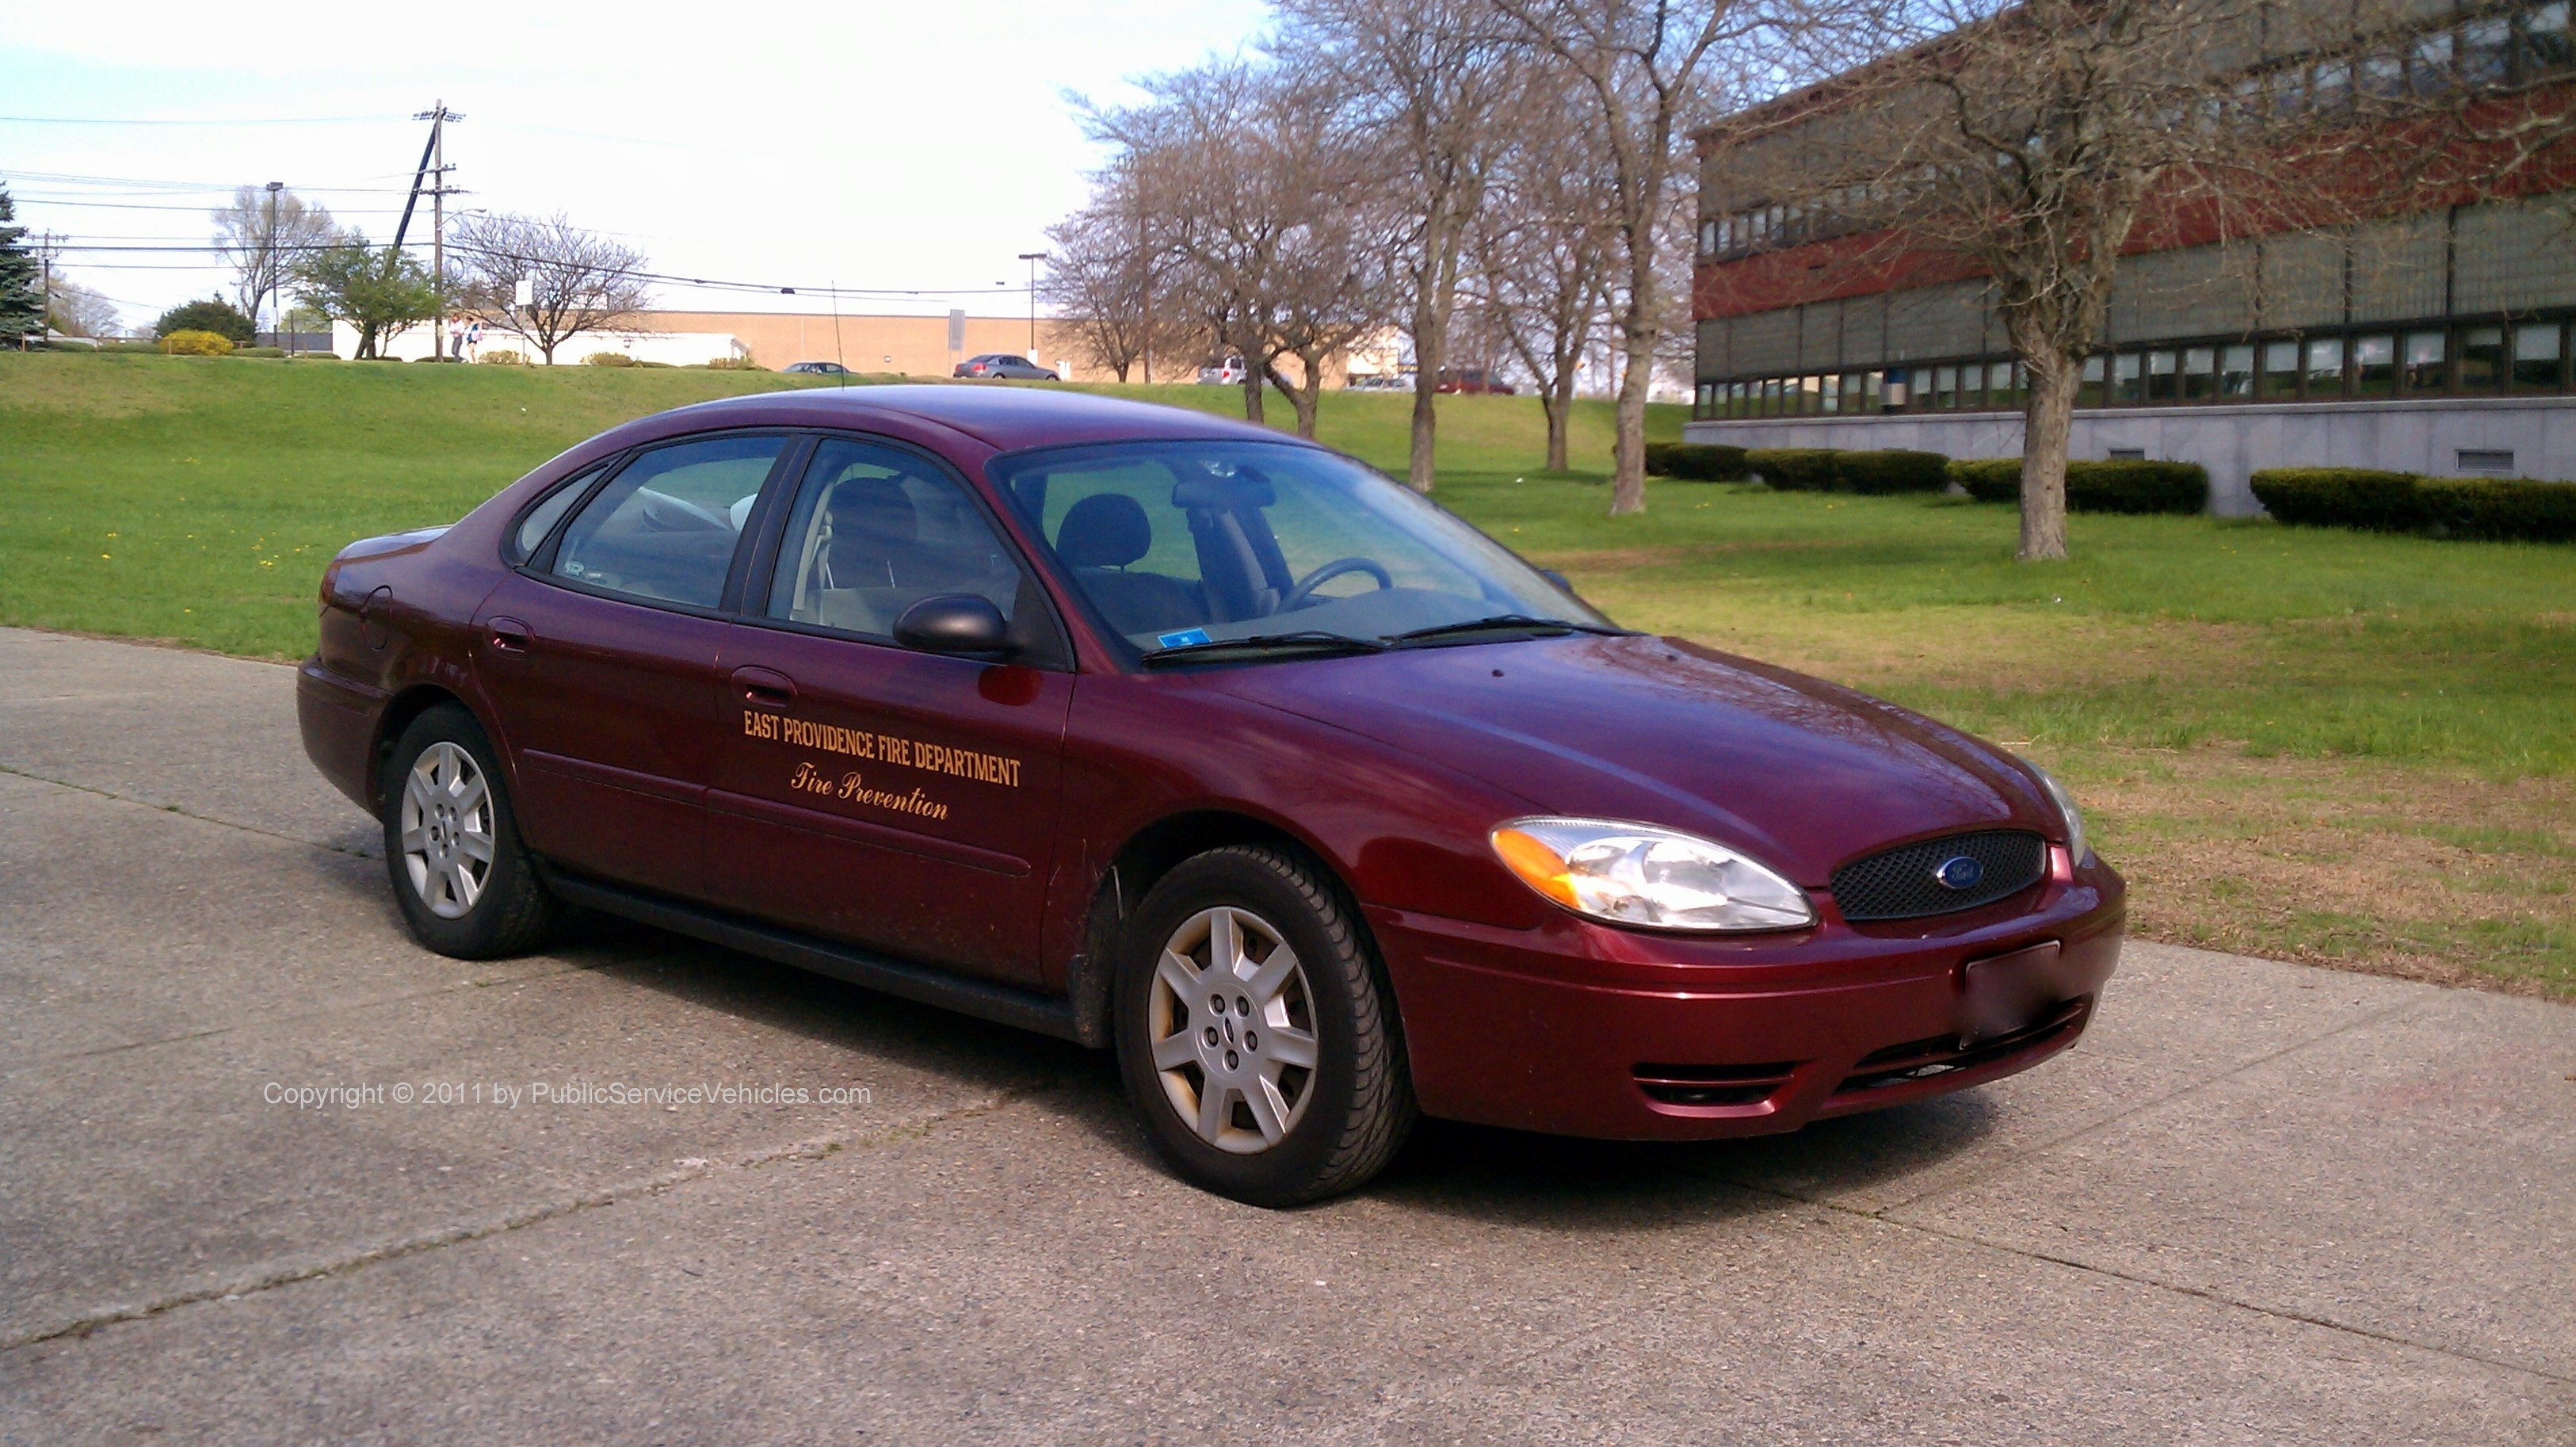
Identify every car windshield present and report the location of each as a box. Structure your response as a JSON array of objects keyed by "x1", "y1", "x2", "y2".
[{"x1": 992, "y1": 441, "x2": 1614, "y2": 662}]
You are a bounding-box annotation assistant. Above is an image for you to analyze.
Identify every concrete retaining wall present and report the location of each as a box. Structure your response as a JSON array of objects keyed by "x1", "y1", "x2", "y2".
[{"x1": 1681, "y1": 396, "x2": 2576, "y2": 515}]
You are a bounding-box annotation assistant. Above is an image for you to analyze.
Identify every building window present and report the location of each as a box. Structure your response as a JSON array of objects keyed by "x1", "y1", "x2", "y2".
[
  {"x1": 2261, "y1": 340, "x2": 2301, "y2": 398},
  {"x1": 2079, "y1": 355, "x2": 2107, "y2": 407},
  {"x1": 1820, "y1": 372, "x2": 1841, "y2": 413},
  {"x1": 2353, "y1": 334, "x2": 2397, "y2": 397},
  {"x1": 2146, "y1": 349, "x2": 2180, "y2": 402},
  {"x1": 2402, "y1": 330, "x2": 2448, "y2": 391},
  {"x1": 2460, "y1": 325, "x2": 2506, "y2": 388},
  {"x1": 2409, "y1": 29, "x2": 2456, "y2": 95},
  {"x1": 1700, "y1": 220, "x2": 1719, "y2": 257},
  {"x1": 2458, "y1": 448, "x2": 2516, "y2": 473},
  {"x1": 2512, "y1": 321, "x2": 2564, "y2": 389},
  {"x1": 1839, "y1": 372, "x2": 1865, "y2": 412},
  {"x1": 1696, "y1": 381, "x2": 1715, "y2": 416},
  {"x1": 2221, "y1": 343, "x2": 2255, "y2": 398},
  {"x1": 2181, "y1": 346, "x2": 2216, "y2": 400},
  {"x1": 2314, "y1": 58, "x2": 2355, "y2": 113},
  {"x1": 1863, "y1": 370, "x2": 1884, "y2": 410},
  {"x1": 2360, "y1": 50, "x2": 2406, "y2": 101},
  {"x1": 2464, "y1": 16, "x2": 2513, "y2": 86},
  {"x1": 2304, "y1": 336, "x2": 2345, "y2": 396},
  {"x1": 2112, "y1": 353, "x2": 2144, "y2": 403},
  {"x1": 1961, "y1": 361, "x2": 1986, "y2": 409},
  {"x1": 2521, "y1": 1, "x2": 2575, "y2": 79}
]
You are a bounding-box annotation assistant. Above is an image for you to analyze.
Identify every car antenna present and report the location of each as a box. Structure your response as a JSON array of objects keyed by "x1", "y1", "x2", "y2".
[{"x1": 828, "y1": 279, "x2": 847, "y2": 387}]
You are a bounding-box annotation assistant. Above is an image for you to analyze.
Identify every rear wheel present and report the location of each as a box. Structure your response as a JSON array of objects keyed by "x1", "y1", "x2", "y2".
[
  {"x1": 382, "y1": 704, "x2": 557, "y2": 958},
  {"x1": 1113, "y1": 846, "x2": 1415, "y2": 1206}
]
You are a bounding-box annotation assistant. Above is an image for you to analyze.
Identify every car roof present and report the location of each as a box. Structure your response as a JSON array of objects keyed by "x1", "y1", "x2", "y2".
[{"x1": 638, "y1": 384, "x2": 1296, "y2": 453}]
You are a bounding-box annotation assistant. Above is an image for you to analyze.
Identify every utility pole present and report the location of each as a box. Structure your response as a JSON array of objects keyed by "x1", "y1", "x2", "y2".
[
  {"x1": 1017, "y1": 251, "x2": 1044, "y2": 356},
  {"x1": 264, "y1": 181, "x2": 283, "y2": 350},
  {"x1": 412, "y1": 102, "x2": 462, "y2": 359}
]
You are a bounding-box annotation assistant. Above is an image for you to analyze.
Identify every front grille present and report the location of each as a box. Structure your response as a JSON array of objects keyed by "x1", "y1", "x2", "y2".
[
  {"x1": 1632, "y1": 1060, "x2": 1801, "y2": 1109},
  {"x1": 1830, "y1": 830, "x2": 2046, "y2": 922}
]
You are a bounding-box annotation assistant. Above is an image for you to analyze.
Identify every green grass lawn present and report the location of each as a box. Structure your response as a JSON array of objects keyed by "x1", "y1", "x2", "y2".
[{"x1": 3, "y1": 349, "x2": 2569, "y2": 995}]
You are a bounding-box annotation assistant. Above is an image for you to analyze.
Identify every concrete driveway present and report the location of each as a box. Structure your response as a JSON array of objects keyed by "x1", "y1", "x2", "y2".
[{"x1": 1, "y1": 625, "x2": 2569, "y2": 1445}]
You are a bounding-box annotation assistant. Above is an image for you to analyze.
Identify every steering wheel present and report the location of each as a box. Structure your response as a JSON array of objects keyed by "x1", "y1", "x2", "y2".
[{"x1": 1277, "y1": 556, "x2": 1395, "y2": 612}]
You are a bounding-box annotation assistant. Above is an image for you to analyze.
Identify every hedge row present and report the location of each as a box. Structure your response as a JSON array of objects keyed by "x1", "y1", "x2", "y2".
[
  {"x1": 1641, "y1": 441, "x2": 1750, "y2": 480},
  {"x1": 2250, "y1": 468, "x2": 2576, "y2": 541},
  {"x1": 1949, "y1": 458, "x2": 2210, "y2": 515},
  {"x1": 1745, "y1": 447, "x2": 1950, "y2": 494}
]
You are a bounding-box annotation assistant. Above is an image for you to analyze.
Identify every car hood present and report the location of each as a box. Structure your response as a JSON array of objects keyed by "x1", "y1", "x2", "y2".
[{"x1": 1205, "y1": 632, "x2": 2055, "y2": 887}]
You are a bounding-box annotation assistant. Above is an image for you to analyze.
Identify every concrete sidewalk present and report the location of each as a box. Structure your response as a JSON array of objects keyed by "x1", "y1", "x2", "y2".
[{"x1": 1, "y1": 626, "x2": 2569, "y2": 1445}]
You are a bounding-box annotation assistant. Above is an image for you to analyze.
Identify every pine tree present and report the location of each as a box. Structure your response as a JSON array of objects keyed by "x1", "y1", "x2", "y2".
[{"x1": 0, "y1": 185, "x2": 44, "y2": 342}]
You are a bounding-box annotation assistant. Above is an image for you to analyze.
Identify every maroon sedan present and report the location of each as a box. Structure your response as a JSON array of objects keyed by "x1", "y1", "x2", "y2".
[{"x1": 299, "y1": 387, "x2": 2121, "y2": 1205}]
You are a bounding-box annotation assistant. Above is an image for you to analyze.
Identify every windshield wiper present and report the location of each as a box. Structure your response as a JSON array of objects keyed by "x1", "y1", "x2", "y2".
[
  {"x1": 1139, "y1": 632, "x2": 1390, "y2": 667},
  {"x1": 1384, "y1": 615, "x2": 1631, "y2": 649}
]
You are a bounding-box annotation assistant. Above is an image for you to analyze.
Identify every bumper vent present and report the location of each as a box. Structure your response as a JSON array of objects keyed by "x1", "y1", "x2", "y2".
[
  {"x1": 1833, "y1": 998, "x2": 2089, "y2": 1098},
  {"x1": 1830, "y1": 830, "x2": 2046, "y2": 922},
  {"x1": 1633, "y1": 1060, "x2": 1800, "y2": 1109}
]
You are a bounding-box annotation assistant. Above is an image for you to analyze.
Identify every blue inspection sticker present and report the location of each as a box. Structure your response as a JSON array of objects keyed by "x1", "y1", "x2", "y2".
[{"x1": 1156, "y1": 628, "x2": 1213, "y2": 648}]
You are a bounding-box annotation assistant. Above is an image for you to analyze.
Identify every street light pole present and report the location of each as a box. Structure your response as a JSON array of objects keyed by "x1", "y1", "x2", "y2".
[
  {"x1": 264, "y1": 182, "x2": 284, "y2": 351},
  {"x1": 1017, "y1": 251, "x2": 1044, "y2": 357}
]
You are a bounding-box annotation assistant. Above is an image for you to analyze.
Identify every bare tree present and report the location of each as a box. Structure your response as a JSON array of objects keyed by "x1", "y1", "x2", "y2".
[
  {"x1": 1086, "y1": 60, "x2": 1396, "y2": 436},
  {"x1": 1719, "y1": 0, "x2": 2457, "y2": 558},
  {"x1": 212, "y1": 185, "x2": 337, "y2": 324},
  {"x1": 1280, "y1": 0, "x2": 1525, "y2": 491},
  {"x1": 1473, "y1": 90, "x2": 1620, "y2": 470},
  {"x1": 1044, "y1": 166, "x2": 1200, "y2": 384},
  {"x1": 448, "y1": 212, "x2": 651, "y2": 365},
  {"x1": 45, "y1": 279, "x2": 120, "y2": 338},
  {"x1": 1493, "y1": 0, "x2": 1754, "y2": 515}
]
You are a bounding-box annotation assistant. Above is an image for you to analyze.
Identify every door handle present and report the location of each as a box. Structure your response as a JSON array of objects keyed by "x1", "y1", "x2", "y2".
[
  {"x1": 488, "y1": 617, "x2": 532, "y2": 655},
  {"x1": 731, "y1": 665, "x2": 796, "y2": 707}
]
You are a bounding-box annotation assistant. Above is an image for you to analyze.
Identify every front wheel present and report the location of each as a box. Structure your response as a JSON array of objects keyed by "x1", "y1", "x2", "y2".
[
  {"x1": 1113, "y1": 846, "x2": 1415, "y2": 1206},
  {"x1": 381, "y1": 704, "x2": 558, "y2": 958}
]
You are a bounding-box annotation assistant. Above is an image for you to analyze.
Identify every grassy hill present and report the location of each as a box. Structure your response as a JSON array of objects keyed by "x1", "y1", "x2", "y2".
[{"x1": 0, "y1": 353, "x2": 1675, "y2": 657}]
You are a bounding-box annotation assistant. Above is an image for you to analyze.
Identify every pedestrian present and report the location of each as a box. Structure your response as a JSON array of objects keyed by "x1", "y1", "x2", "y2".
[{"x1": 465, "y1": 320, "x2": 482, "y2": 363}]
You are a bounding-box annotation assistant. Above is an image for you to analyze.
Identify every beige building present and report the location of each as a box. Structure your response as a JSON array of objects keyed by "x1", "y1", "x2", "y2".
[{"x1": 640, "y1": 311, "x2": 1108, "y2": 380}]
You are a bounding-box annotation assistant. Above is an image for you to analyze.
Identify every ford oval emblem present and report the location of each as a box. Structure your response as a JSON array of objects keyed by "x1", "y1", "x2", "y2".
[{"x1": 1933, "y1": 855, "x2": 1985, "y2": 891}]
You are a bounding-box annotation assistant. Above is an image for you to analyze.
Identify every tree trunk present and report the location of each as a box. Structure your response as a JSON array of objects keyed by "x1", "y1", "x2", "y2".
[
  {"x1": 1409, "y1": 303, "x2": 1444, "y2": 494},
  {"x1": 1239, "y1": 365, "x2": 1265, "y2": 425},
  {"x1": 1267, "y1": 357, "x2": 1322, "y2": 439},
  {"x1": 1544, "y1": 375, "x2": 1576, "y2": 472},
  {"x1": 1609, "y1": 326, "x2": 1653, "y2": 515},
  {"x1": 2019, "y1": 353, "x2": 2077, "y2": 561}
]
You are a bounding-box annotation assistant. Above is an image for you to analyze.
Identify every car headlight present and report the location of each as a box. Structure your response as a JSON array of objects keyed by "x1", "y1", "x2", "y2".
[
  {"x1": 1489, "y1": 817, "x2": 1815, "y2": 933},
  {"x1": 2030, "y1": 765, "x2": 2089, "y2": 865}
]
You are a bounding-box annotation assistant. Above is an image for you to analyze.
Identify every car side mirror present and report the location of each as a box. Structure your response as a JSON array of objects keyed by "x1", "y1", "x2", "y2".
[
  {"x1": 895, "y1": 594, "x2": 1014, "y2": 656},
  {"x1": 1539, "y1": 568, "x2": 1573, "y2": 594}
]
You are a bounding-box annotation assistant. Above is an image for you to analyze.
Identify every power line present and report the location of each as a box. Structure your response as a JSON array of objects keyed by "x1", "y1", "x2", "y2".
[{"x1": 0, "y1": 113, "x2": 403, "y2": 126}]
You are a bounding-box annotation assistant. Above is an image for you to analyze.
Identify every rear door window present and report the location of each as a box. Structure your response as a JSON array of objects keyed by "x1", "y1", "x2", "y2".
[{"x1": 550, "y1": 434, "x2": 787, "y2": 609}]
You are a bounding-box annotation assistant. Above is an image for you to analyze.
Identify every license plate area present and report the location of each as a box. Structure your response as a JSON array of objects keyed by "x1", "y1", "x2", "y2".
[{"x1": 1958, "y1": 941, "x2": 2064, "y2": 1047}]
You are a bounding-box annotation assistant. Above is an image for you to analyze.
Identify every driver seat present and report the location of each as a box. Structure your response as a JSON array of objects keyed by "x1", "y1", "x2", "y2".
[{"x1": 1055, "y1": 494, "x2": 1204, "y2": 636}]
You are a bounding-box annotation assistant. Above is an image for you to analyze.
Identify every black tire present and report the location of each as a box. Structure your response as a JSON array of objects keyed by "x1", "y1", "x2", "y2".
[
  {"x1": 1112, "y1": 845, "x2": 1416, "y2": 1207},
  {"x1": 380, "y1": 704, "x2": 557, "y2": 958}
]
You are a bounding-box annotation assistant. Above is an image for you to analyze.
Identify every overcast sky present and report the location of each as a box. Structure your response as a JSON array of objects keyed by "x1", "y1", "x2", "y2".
[{"x1": 2, "y1": 0, "x2": 1268, "y2": 331}]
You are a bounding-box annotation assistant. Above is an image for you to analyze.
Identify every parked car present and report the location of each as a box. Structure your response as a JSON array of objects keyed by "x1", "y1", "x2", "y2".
[
  {"x1": 299, "y1": 386, "x2": 2121, "y2": 1207},
  {"x1": 1197, "y1": 356, "x2": 1248, "y2": 385},
  {"x1": 1433, "y1": 368, "x2": 1517, "y2": 395},
  {"x1": 1344, "y1": 373, "x2": 1410, "y2": 391},
  {"x1": 955, "y1": 353, "x2": 1059, "y2": 380},
  {"x1": 783, "y1": 361, "x2": 852, "y2": 376}
]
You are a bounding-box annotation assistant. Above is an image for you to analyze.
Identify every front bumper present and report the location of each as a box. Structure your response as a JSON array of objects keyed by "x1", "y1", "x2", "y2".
[{"x1": 1369, "y1": 855, "x2": 2124, "y2": 1140}]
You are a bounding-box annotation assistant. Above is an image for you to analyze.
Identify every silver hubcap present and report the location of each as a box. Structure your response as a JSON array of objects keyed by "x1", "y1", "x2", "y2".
[
  {"x1": 399, "y1": 741, "x2": 495, "y2": 920},
  {"x1": 1147, "y1": 905, "x2": 1320, "y2": 1155}
]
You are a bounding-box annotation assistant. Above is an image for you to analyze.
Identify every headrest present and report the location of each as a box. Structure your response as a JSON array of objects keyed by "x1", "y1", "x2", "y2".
[
  {"x1": 1056, "y1": 493, "x2": 1151, "y2": 569},
  {"x1": 826, "y1": 478, "x2": 917, "y2": 545}
]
